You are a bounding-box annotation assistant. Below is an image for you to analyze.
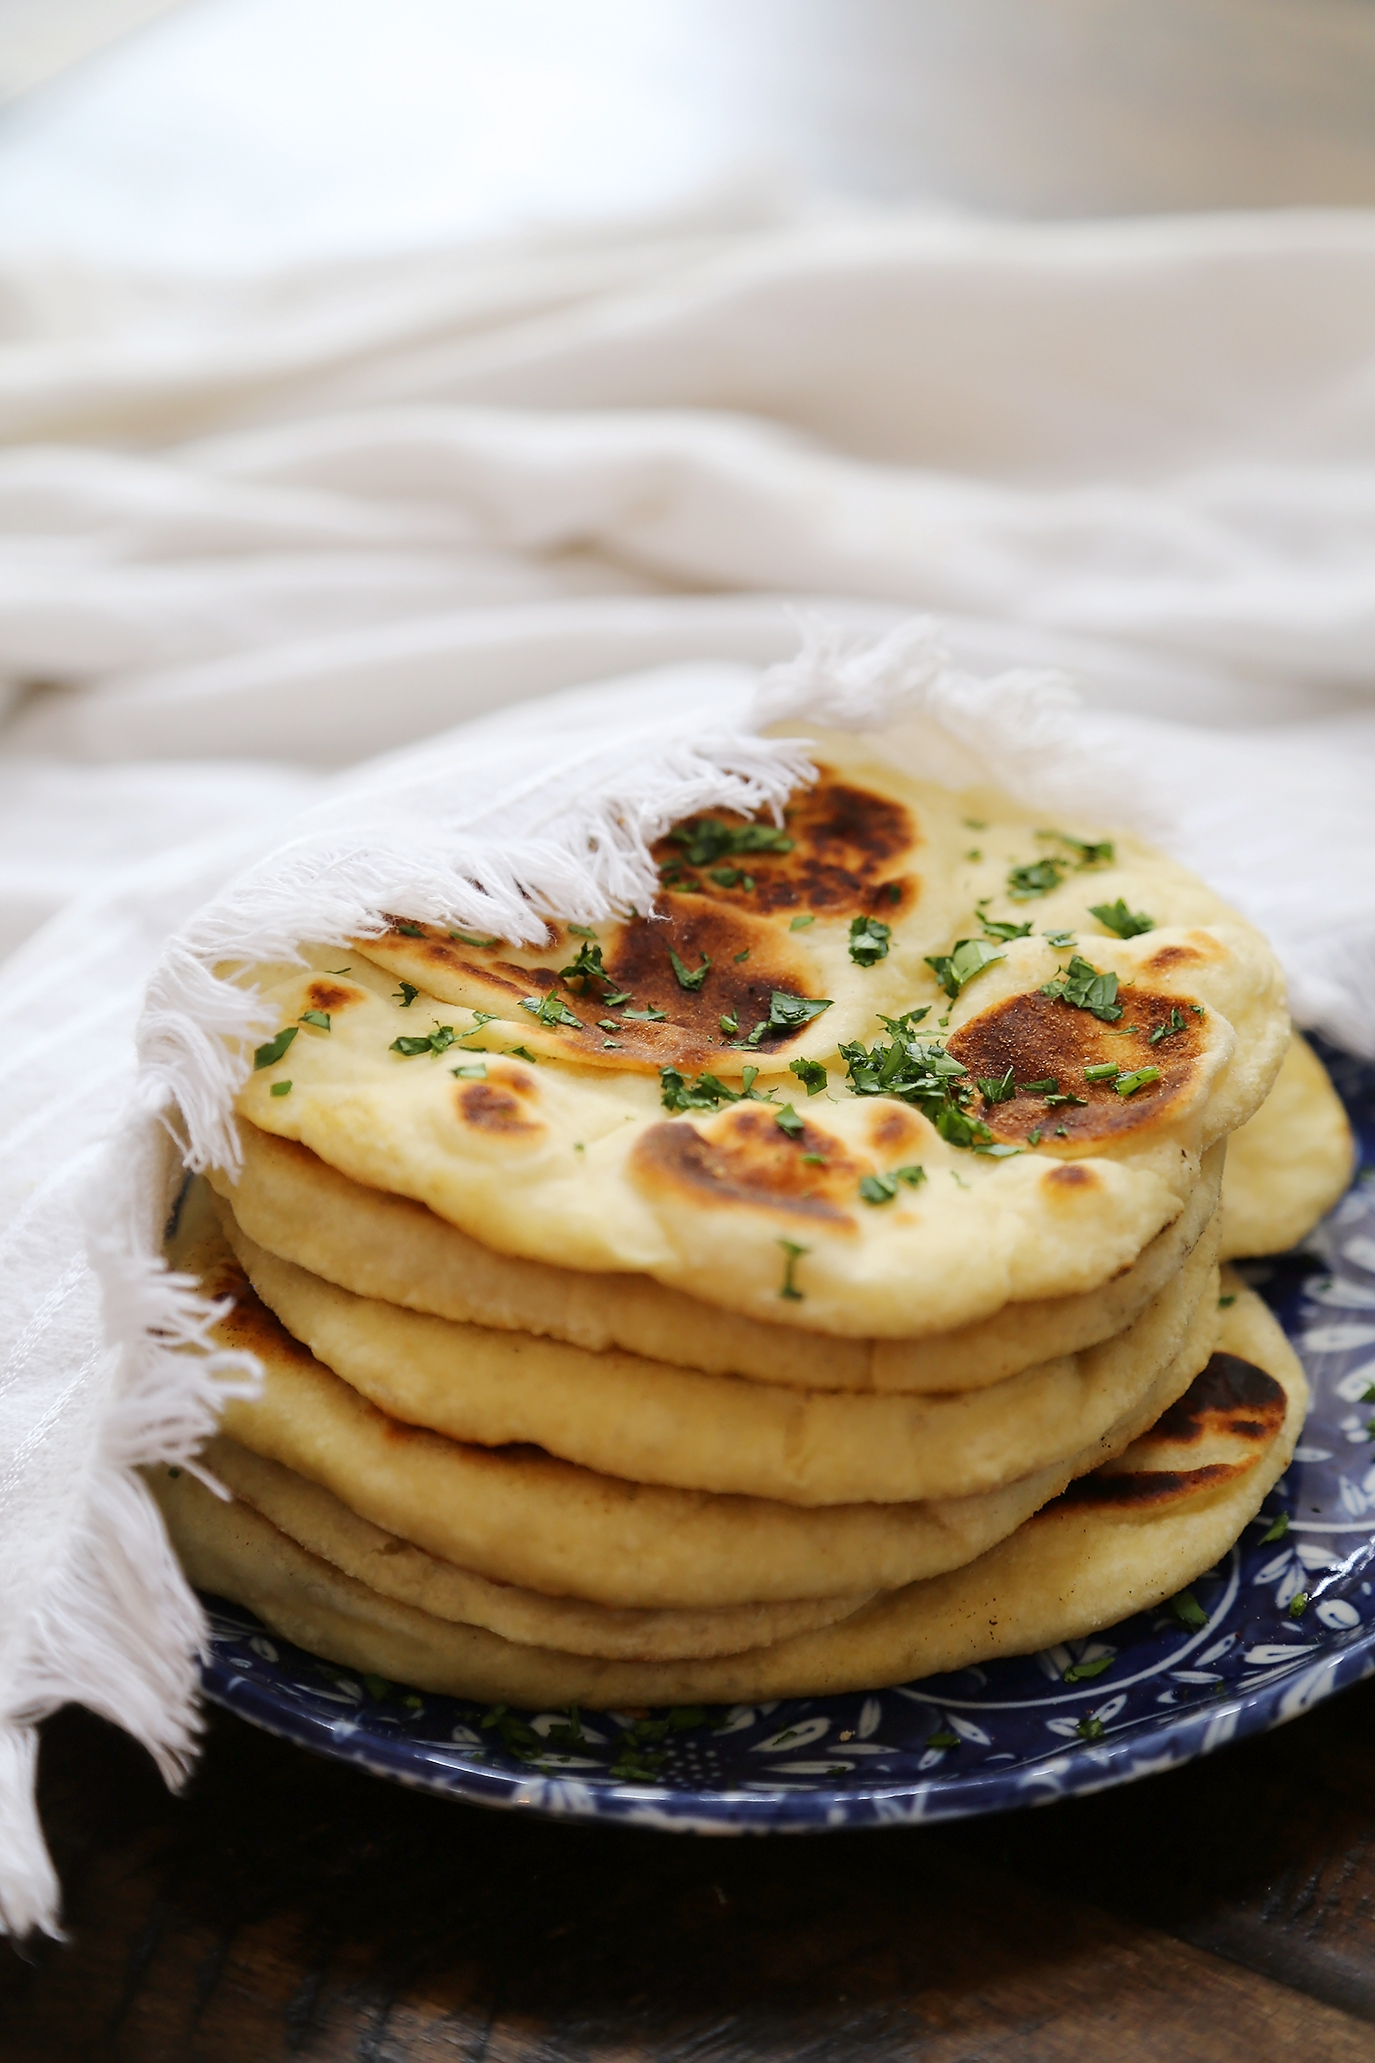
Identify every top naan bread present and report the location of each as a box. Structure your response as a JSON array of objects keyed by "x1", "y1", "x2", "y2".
[{"x1": 228, "y1": 737, "x2": 1288, "y2": 1337}]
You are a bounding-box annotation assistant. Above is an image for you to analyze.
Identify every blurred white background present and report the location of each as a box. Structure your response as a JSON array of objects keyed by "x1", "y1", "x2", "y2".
[{"x1": 6, "y1": 0, "x2": 1375, "y2": 271}]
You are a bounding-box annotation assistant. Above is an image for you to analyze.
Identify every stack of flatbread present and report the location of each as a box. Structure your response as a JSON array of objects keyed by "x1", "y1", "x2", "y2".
[{"x1": 153, "y1": 734, "x2": 1353, "y2": 1708}]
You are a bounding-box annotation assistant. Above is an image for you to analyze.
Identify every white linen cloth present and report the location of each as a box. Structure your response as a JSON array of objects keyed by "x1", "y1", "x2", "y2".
[{"x1": 5, "y1": 197, "x2": 1375, "y2": 1938}]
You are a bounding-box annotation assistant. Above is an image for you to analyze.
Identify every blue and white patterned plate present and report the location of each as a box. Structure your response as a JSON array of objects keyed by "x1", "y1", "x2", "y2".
[{"x1": 201, "y1": 1042, "x2": 1375, "y2": 1829}]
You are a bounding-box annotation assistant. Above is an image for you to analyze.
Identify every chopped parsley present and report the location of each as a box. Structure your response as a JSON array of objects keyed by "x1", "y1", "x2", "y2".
[
  {"x1": 963, "y1": 818, "x2": 987, "y2": 831},
  {"x1": 849, "y1": 915, "x2": 891, "y2": 967},
  {"x1": 926, "y1": 1729, "x2": 960, "y2": 1750},
  {"x1": 393, "y1": 981, "x2": 419, "y2": 1008},
  {"x1": 1090, "y1": 898, "x2": 1155, "y2": 939},
  {"x1": 1149, "y1": 1007, "x2": 1189, "y2": 1046},
  {"x1": 622, "y1": 1003, "x2": 667, "y2": 1021},
  {"x1": 719, "y1": 1012, "x2": 739, "y2": 1034},
  {"x1": 1040, "y1": 954, "x2": 1123, "y2": 1022},
  {"x1": 1027, "y1": 1127, "x2": 1043, "y2": 1146},
  {"x1": 977, "y1": 1067, "x2": 1016, "y2": 1105},
  {"x1": 1075, "y1": 1715, "x2": 1106, "y2": 1742},
  {"x1": 1062, "y1": 1651, "x2": 1115, "y2": 1683},
  {"x1": 777, "y1": 1239, "x2": 808, "y2": 1300},
  {"x1": 565, "y1": 923, "x2": 599, "y2": 940},
  {"x1": 507, "y1": 1045, "x2": 539, "y2": 1064},
  {"x1": 326, "y1": 966, "x2": 351, "y2": 976},
  {"x1": 270, "y1": 1080, "x2": 292, "y2": 1097},
  {"x1": 1166, "y1": 1588, "x2": 1208, "y2": 1631},
  {"x1": 766, "y1": 991, "x2": 833, "y2": 1033},
  {"x1": 1007, "y1": 858, "x2": 1064, "y2": 900},
  {"x1": 878, "y1": 1005, "x2": 930, "y2": 1036},
  {"x1": 467, "y1": 1010, "x2": 497, "y2": 1032},
  {"x1": 1083, "y1": 1063, "x2": 1119, "y2": 1083},
  {"x1": 451, "y1": 1062, "x2": 487, "y2": 1079},
  {"x1": 734, "y1": 948, "x2": 750, "y2": 962},
  {"x1": 520, "y1": 992, "x2": 583, "y2": 1029},
  {"x1": 1038, "y1": 828, "x2": 1114, "y2": 866},
  {"x1": 859, "y1": 1165, "x2": 926, "y2": 1205},
  {"x1": 669, "y1": 818, "x2": 794, "y2": 867},
  {"x1": 981, "y1": 917, "x2": 1033, "y2": 942},
  {"x1": 790, "y1": 1057, "x2": 828, "y2": 1096},
  {"x1": 964, "y1": 848, "x2": 982, "y2": 862},
  {"x1": 1218, "y1": 1292, "x2": 1237, "y2": 1309},
  {"x1": 391, "y1": 1024, "x2": 458, "y2": 1056},
  {"x1": 299, "y1": 1009, "x2": 331, "y2": 1031},
  {"x1": 1042, "y1": 929, "x2": 1076, "y2": 949},
  {"x1": 841, "y1": 1031, "x2": 1004, "y2": 1153},
  {"x1": 559, "y1": 940, "x2": 619, "y2": 994},
  {"x1": 1021, "y1": 1077, "x2": 1058, "y2": 1095},
  {"x1": 925, "y1": 937, "x2": 1005, "y2": 998},
  {"x1": 775, "y1": 1104, "x2": 805, "y2": 1139},
  {"x1": 789, "y1": 913, "x2": 815, "y2": 931},
  {"x1": 1288, "y1": 1591, "x2": 1309, "y2": 1620},
  {"x1": 449, "y1": 928, "x2": 499, "y2": 948},
  {"x1": 1114, "y1": 1066, "x2": 1160, "y2": 1096},
  {"x1": 253, "y1": 1026, "x2": 298, "y2": 1069},
  {"x1": 659, "y1": 1064, "x2": 772, "y2": 1113},
  {"x1": 396, "y1": 921, "x2": 424, "y2": 938},
  {"x1": 1258, "y1": 1511, "x2": 1289, "y2": 1544},
  {"x1": 668, "y1": 947, "x2": 712, "y2": 992},
  {"x1": 707, "y1": 866, "x2": 753, "y2": 889}
]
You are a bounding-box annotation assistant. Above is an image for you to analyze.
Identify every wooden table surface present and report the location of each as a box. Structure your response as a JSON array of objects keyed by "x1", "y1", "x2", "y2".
[{"x1": 7, "y1": 1680, "x2": 1375, "y2": 2061}]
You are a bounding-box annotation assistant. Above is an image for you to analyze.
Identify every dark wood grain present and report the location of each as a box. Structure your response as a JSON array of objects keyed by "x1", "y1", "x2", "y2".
[{"x1": 7, "y1": 1684, "x2": 1375, "y2": 2062}]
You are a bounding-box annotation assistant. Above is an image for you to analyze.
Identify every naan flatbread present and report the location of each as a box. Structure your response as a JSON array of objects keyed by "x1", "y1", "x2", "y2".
[
  {"x1": 1220, "y1": 1031, "x2": 1354, "y2": 1258},
  {"x1": 156, "y1": 1282, "x2": 1305, "y2": 1705},
  {"x1": 172, "y1": 1182, "x2": 1216, "y2": 1608},
  {"x1": 213, "y1": 1178, "x2": 1220, "y2": 1504},
  {"x1": 169, "y1": 1439, "x2": 873, "y2": 1661},
  {"x1": 210, "y1": 1125, "x2": 1223, "y2": 1395}
]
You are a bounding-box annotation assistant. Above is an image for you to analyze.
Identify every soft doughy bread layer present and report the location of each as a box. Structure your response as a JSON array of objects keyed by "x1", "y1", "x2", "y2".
[
  {"x1": 173, "y1": 1184, "x2": 1220, "y2": 1609},
  {"x1": 187, "y1": 1439, "x2": 874, "y2": 1661},
  {"x1": 158, "y1": 1283, "x2": 1306, "y2": 1706},
  {"x1": 215, "y1": 1182, "x2": 1221, "y2": 1505},
  {"x1": 1219, "y1": 1031, "x2": 1354, "y2": 1259},
  {"x1": 211, "y1": 1126, "x2": 1224, "y2": 1396},
  {"x1": 230, "y1": 744, "x2": 1287, "y2": 1338}
]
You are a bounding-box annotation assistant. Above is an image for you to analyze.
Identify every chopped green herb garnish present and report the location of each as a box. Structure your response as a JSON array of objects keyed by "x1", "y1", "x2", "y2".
[
  {"x1": 1218, "y1": 1292, "x2": 1237, "y2": 1309},
  {"x1": 270, "y1": 1080, "x2": 292, "y2": 1097},
  {"x1": 391, "y1": 1024, "x2": 458, "y2": 1056},
  {"x1": 659, "y1": 1066, "x2": 772, "y2": 1114},
  {"x1": 790, "y1": 1057, "x2": 828, "y2": 1096},
  {"x1": 859, "y1": 1165, "x2": 926, "y2": 1205},
  {"x1": 1043, "y1": 1090, "x2": 1088, "y2": 1109},
  {"x1": 775, "y1": 1104, "x2": 805, "y2": 1139},
  {"x1": 668, "y1": 947, "x2": 712, "y2": 992},
  {"x1": 719, "y1": 1012, "x2": 739, "y2": 1035},
  {"x1": 451, "y1": 1062, "x2": 487, "y2": 1079},
  {"x1": 396, "y1": 921, "x2": 424, "y2": 938},
  {"x1": 1083, "y1": 1063, "x2": 1119, "y2": 1083},
  {"x1": 520, "y1": 992, "x2": 583, "y2": 1029},
  {"x1": 877, "y1": 1006, "x2": 931, "y2": 1036},
  {"x1": 790, "y1": 913, "x2": 815, "y2": 931},
  {"x1": 734, "y1": 948, "x2": 750, "y2": 962},
  {"x1": 1089, "y1": 898, "x2": 1155, "y2": 939},
  {"x1": 449, "y1": 928, "x2": 499, "y2": 948},
  {"x1": 299, "y1": 1009, "x2": 331, "y2": 1031},
  {"x1": 964, "y1": 849, "x2": 982, "y2": 862},
  {"x1": 507, "y1": 1045, "x2": 539, "y2": 1063},
  {"x1": 1007, "y1": 858, "x2": 1064, "y2": 900},
  {"x1": 566, "y1": 923, "x2": 598, "y2": 939},
  {"x1": 326, "y1": 966, "x2": 352, "y2": 976},
  {"x1": 1063, "y1": 1651, "x2": 1115, "y2": 1683},
  {"x1": 559, "y1": 940, "x2": 617, "y2": 993},
  {"x1": 1289, "y1": 1591, "x2": 1309, "y2": 1620},
  {"x1": 977, "y1": 1067, "x2": 1016, "y2": 1105},
  {"x1": 707, "y1": 866, "x2": 746, "y2": 888},
  {"x1": 254, "y1": 1026, "x2": 298, "y2": 1069},
  {"x1": 1167, "y1": 1589, "x2": 1208, "y2": 1631},
  {"x1": 848, "y1": 915, "x2": 892, "y2": 967},
  {"x1": 963, "y1": 818, "x2": 987, "y2": 831},
  {"x1": 1075, "y1": 1715, "x2": 1106, "y2": 1741},
  {"x1": 1149, "y1": 1007, "x2": 1189, "y2": 1046},
  {"x1": 981, "y1": 917, "x2": 1033, "y2": 942},
  {"x1": 777, "y1": 1239, "x2": 808, "y2": 1300},
  {"x1": 1040, "y1": 954, "x2": 1123, "y2": 1022},
  {"x1": 1042, "y1": 929, "x2": 1077, "y2": 949},
  {"x1": 1027, "y1": 1127, "x2": 1043, "y2": 1146},
  {"x1": 393, "y1": 981, "x2": 419, "y2": 1008},
  {"x1": 1114, "y1": 1066, "x2": 1160, "y2": 1096},
  {"x1": 767, "y1": 991, "x2": 834, "y2": 1032},
  {"x1": 622, "y1": 1003, "x2": 668, "y2": 1021},
  {"x1": 925, "y1": 937, "x2": 1004, "y2": 999},
  {"x1": 467, "y1": 1010, "x2": 497, "y2": 1030},
  {"x1": 925, "y1": 1730, "x2": 960, "y2": 1749},
  {"x1": 669, "y1": 818, "x2": 794, "y2": 866},
  {"x1": 1021, "y1": 1078, "x2": 1059, "y2": 1095},
  {"x1": 1037, "y1": 828, "x2": 1114, "y2": 866},
  {"x1": 1258, "y1": 1512, "x2": 1289, "y2": 1544}
]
